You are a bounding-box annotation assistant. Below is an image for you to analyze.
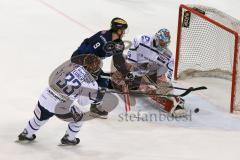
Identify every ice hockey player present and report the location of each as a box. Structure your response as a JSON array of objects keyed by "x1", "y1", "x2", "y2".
[
  {"x1": 71, "y1": 17, "x2": 132, "y2": 119},
  {"x1": 18, "y1": 54, "x2": 102, "y2": 145},
  {"x1": 111, "y1": 28, "x2": 186, "y2": 117}
]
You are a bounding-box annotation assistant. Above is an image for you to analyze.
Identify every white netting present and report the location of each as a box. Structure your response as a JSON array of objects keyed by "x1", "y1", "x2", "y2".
[{"x1": 176, "y1": 5, "x2": 240, "y2": 111}]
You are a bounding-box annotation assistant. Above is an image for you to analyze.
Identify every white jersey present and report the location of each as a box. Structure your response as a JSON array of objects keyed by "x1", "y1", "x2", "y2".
[
  {"x1": 127, "y1": 34, "x2": 173, "y2": 80},
  {"x1": 38, "y1": 60, "x2": 98, "y2": 113}
]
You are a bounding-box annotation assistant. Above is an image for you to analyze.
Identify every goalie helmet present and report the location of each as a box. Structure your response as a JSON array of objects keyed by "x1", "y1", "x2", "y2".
[
  {"x1": 111, "y1": 17, "x2": 128, "y2": 32},
  {"x1": 154, "y1": 28, "x2": 171, "y2": 48}
]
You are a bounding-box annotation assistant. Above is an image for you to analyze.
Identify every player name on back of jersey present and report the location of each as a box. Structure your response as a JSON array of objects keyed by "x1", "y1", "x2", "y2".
[{"x1": 72, "y1": 66, "x2": 95, "y2": 84}]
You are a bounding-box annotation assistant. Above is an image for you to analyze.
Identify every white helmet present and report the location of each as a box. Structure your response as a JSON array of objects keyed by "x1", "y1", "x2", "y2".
[{"x1": 154, "y1": 28, "x2": 171, "y2": 48}]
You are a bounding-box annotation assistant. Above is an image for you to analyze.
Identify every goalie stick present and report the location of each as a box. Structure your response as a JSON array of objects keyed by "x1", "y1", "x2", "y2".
[
  {"x1": 100, "y1": 74, "x2": 207, "y2": 94},
  {"x1": 122, "y1": 85, "x2": 131, "y2": 112},
  {"x1": 105, "y1": 86, "x2": 207, "y2": 97},
  {"x1": 143, "y1": 75, "x2": 207, "y2": 92}
]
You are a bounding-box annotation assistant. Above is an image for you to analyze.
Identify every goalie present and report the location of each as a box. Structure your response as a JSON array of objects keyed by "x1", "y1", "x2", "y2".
[{"x1": 111, "y1": 28, "x2": 187, "y2": 117}]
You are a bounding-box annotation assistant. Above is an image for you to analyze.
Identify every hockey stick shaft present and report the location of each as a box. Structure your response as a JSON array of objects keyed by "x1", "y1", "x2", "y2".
[
  {"x1": 122, "y1": 85, "x2": 131, "y2": 112},
  {"x1": 101, "y1": 75, "x2": 207, "y2": 97},
  {"x1": 105, "y1": 86, "x2": 206, "y2": 97},
  {"x1": 102, "y1": 74, "x2": 207, "y2": 92},
  {"x1": 144, "y1": 75, "x2": 207, "y2": 91}
]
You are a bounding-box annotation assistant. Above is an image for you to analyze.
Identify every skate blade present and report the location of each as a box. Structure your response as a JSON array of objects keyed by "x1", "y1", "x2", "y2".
[
  {"x1": 14, "y1": 139, "x2": 36, "y2": 144},
  {"x1": 89, "y1": 112, "x2": 108, "y2": 119},
  {"x1": 58, "y1": 143, "x2": 79, "y2": 147}
]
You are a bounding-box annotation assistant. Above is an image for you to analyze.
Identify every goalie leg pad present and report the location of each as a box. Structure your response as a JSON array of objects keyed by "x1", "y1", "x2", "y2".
[
  {"x1": 150, "y1": 95, "x2": 174, "y2": 112},
  {"x1": 150, "y1": 94, "x2": 186, "y2": 117}
]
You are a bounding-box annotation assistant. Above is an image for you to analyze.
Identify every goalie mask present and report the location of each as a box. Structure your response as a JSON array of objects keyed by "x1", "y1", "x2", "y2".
[{"x1": 154, "y1": 28, "x2": 171, "y2": 48}]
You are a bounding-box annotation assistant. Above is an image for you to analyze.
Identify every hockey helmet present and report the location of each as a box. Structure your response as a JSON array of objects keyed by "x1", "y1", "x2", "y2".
[
  {"x1": 111, "y1": 17, "x2": 128, "y2": 32},
  {"x1": 71, "y1": 54, "x2": 102, "y2": 79},
  {"x1": 82, "y1": 54, "x2": 102, "y2": 79},
  {"x1": 154, "y1": 28, "x2": 171, "y2": 48}
]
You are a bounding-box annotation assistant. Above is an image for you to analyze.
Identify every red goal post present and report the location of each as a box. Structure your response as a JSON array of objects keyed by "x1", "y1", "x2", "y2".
[{"x1": 174, "y1": 4, "x2": 240, "y2": 113}]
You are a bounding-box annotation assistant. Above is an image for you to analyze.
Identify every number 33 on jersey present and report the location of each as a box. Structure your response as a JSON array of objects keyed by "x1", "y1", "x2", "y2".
[{"x1": 49, "y1": 60, "x2": 98, "y2": 100}]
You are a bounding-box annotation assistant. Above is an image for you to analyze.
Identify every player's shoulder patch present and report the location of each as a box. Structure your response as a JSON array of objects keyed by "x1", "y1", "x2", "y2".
[
  {"x1": 74, "y1": 66, "x2": 96, "y2": 84},
  {"x1": 71, "y1": 66, "x2": 85, "y2": 79},
  {"x1": 140, "y1": 34, "x2": 153, "y2": 44}
]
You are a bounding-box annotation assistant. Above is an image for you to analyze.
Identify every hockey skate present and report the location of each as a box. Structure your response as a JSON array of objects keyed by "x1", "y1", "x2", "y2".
[
  {"x1": 171, "y1": 105, "x2": 187, "y2": 117},
  {"x1": 18, "y1": 129, "x2": 36, "y2": 142},
  {"x1": 90, "y1": 103, "x2": 108, "y2": 119},
  {"x1": 60, "y1": 134, "x2": 80, "y2": 145},
  {"x1": 170, "y1": 97, "x2": 187, "y2": 118}
]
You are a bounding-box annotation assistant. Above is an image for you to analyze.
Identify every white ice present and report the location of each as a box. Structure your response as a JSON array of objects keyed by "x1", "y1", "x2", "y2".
[{"x1": 1, "y1": 0, "x2": 240, "y2": 160}]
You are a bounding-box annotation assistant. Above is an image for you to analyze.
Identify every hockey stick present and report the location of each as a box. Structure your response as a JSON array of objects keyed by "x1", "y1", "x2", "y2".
[
  {"x1": 101, "y1": 74, "x2": 207, "y2": 92},
  {"x1": 176, "y1": 86, "x2": 207, "y2": 97},
  {"x1": 143, "y1": 75, "x2": 207, "y2": 92},
  {"x1": 105, "y1": 86, "x2": 206, "y2": 97},
  {"x1": 122, "y1": 85, "x2": 131, "y2": 112},
  {"x1": 101, "y1": 75, "x2": 207, "y2": 97}
]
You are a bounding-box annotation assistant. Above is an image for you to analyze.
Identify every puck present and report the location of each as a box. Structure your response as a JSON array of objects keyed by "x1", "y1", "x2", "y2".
[{"x1": 194, "y1": 108, "x2": 199, "y2": 113}]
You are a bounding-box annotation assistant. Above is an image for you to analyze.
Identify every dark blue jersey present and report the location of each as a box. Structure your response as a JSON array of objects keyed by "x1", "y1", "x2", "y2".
[
  {"x1": 72, "y1": 30, "x2": 113, "y2": 59},
  {"x1": 71, "y1": 30, "x2": 129, "y2": 80}
]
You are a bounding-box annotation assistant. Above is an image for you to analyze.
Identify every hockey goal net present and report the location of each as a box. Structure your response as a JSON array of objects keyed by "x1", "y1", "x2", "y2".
[{"x1": 174, "y1": 4, "x2": 240, "y2": 113}]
